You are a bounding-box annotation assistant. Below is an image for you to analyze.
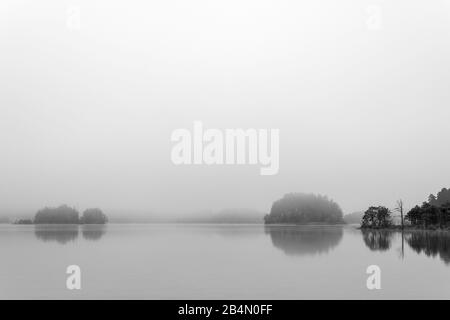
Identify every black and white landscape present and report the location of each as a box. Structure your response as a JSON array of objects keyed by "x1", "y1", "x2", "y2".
[{"x1": 1, "y1": 0, "x2": 450, "y2": 300}]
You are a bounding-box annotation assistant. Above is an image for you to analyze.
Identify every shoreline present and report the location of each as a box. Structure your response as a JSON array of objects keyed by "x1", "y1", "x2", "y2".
[
  {"x1": 359, "y1": 225, "x2": 450, "y2": 232},
  {"x1": 5, "y1": 222, "x2": 450, "y2": 232}
]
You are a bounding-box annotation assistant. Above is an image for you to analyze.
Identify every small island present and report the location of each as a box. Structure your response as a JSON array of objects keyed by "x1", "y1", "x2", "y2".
[
  {"x1": 264, "y1": 193, "x2": 344, "y2": 225},
  {"x1": 15, "y1": 205, "x2": 108, "y2": 225}
]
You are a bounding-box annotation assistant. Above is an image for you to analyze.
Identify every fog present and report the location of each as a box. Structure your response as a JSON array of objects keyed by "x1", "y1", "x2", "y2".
[{"x1": 1, "y1": 0, "x2": 450, "y2": 217}]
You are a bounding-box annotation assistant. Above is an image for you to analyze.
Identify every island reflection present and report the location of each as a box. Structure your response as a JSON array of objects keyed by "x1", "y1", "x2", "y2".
[
  {"x1": 81, "y1": 225, "x2": 107, "y2": 241},
  {"x1": 264, "y1": 225, "x2": 343, "y2": 256},
  {"x1": 361, "y1": 230, "x2": 395, "y2": 251},
  {"x1": 34, "y1": 225, "x2": 106, "y2": 244}
]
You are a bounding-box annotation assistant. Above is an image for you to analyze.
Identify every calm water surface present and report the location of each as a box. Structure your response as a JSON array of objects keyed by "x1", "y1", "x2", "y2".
[{"x1": 1, "y1": 224, "x2": 449, "y2": 299}]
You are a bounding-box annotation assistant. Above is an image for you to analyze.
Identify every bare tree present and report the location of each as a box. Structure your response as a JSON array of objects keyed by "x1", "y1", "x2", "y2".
[
  {"x1": 395, "y1": 199, "x2": 406, "y2": 259},
  {"x1": 395, "y1": 199, "x2": 404, "y2": 229}
]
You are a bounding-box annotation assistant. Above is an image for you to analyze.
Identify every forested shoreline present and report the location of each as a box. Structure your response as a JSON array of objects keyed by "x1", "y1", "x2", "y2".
[
  {"x1": 360, "y1": 188, "x2": 450, "y2": 230},
  {"x1": 8, "y1": 188, "x2": 450, "y2": 230}
]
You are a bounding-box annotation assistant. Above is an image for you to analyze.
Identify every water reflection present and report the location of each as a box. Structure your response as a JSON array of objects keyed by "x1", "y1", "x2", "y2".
[
  {"x1": 34, "y1": 225, "x2": 79, "y2": 244},
  {"x1": 264, "y1": 226, "x2": 343, "y2": 256},
  {"x1": 81, "y1": 225, "x2": 107, "y2": 241},
  {"x1": 360, "y1": 229, "x2": 450, "y2": 266},
  {"x1": 406, "y1": 231, "x2": 450, "y2": 265},
  {"x1": 34, "y1": 225, "x2": 106, "y2": 244},
  {"x1": 361, "y1": 230, "x2": 395, "y2": 251}
]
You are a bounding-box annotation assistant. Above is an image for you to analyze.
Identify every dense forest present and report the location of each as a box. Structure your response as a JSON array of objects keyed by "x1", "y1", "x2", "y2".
[
  {"x1": 79, "y1": 208, "x2": 108, "y2": 224},
  {"x1": 428, "y1": 188, "x2": 450, "y2": 206},
  {"x1": 264, "y1": 193, "x2": 344, "y2": 224},
  {"x1": 32, "y1": 205, "x2": 108, "y2": 224},
  {"x1": 406, "y1": 203, "x2": 450, "y2": 228},
  {"x1": 361, "y1": 188, "x2": 450, "y2": 229},
  {"x1": 404, "y1": 188, "x2": 450, "y2": 228},
  {"x1": 34, "y1": 205, "x2": 80, "y2": 224}
]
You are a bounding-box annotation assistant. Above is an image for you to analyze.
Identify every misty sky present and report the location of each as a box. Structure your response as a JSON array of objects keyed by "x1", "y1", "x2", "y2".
[{"x1": 1, "y1": 0, "x2": 450, "y2": 215}]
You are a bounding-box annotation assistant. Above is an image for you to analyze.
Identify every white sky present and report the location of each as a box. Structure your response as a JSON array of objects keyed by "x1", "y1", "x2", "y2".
[{"x1": 1, "y1": 0, "x2": 450, "y2": 215}]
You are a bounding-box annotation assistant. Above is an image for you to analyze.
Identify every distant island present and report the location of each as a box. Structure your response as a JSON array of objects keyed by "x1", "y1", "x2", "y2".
[
  {"x1": 14, "y1": 205, "x2": 108, "y2": 225},
  {"x1": 8, "y1": 188, "x2": 450, "y2": 230},
  {"x1": 264, "y1": 193, "x2": 344, "y2": 225}
]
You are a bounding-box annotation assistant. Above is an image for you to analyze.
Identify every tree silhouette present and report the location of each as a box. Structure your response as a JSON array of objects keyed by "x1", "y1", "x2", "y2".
[
  {"x1": 406, "y1": 201, "x2": 449, "y2": 228},
  {"x1": 428, "y1": 188, "x2": 450, "y2": 206},
  {"x1": 361, "y1": 206, "x2": 392, "y2": 228}
]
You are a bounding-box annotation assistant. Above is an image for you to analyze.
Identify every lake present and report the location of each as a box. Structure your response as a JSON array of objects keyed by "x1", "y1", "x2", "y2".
[{"x1": 0, "y1": 224, "x2": 449, "y2": 299}]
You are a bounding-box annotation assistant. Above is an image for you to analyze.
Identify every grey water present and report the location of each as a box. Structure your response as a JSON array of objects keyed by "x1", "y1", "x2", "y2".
[{"x1": 1, "y1": 224, "x2": 449, "y2": 299}]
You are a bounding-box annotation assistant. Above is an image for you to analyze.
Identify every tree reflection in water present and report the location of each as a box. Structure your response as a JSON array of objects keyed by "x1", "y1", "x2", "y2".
[
  {"x1": 34, "y1": 224, "x2": 106, "y2": 244},
  {"x1": 264, "y1": 226, "x2": 343, "y2": 256},
  {"x1": 406, "y1": 231, "x2": 450, "y2": 265},
  {"x1": 361, "y1": 230, "x2": 395, "y2": 251},
  {"x1": 81, "y1": 225, "x2": 107, "y2": 241},
  {"x1": 361, "y1": 229, "x2": 450, "y2": 265},
  {"x1": 34, "y1": 225, "x2": 79, "y2": 245}
]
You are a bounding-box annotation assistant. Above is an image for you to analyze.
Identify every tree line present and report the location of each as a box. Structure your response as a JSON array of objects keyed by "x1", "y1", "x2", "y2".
[
  {"x1": 361, "y1": 188, "x2": 450, "y2": 229},
  {"x1": 31, "y1": 205, "x2": 108, "y2": 224}
]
